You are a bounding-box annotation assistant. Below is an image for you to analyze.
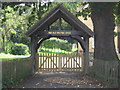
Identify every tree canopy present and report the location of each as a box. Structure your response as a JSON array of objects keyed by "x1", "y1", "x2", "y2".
[{"x1": 0, "y1": 2, "x2": 120, "y2": 61}]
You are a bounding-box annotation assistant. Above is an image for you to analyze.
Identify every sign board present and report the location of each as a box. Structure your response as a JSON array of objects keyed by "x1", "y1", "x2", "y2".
[
  {"x1": 48, "y1": 31, "x2": 72, "y2": 36},
  {"x1": 47, "y1": 30, "x2": 80, "y2": 36}
]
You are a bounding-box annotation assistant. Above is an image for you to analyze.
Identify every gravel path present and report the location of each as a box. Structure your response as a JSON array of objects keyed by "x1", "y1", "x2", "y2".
[{"x1": 16, "y1": 72, "x2": 109, "y2": 88}]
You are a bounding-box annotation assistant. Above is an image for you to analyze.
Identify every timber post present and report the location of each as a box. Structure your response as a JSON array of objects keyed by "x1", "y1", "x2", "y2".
[
  {"x1": 31, "y1": 36, "x2": 37, "y2": 74},
  {"x1": 35, "y1": 53, "x2": 39, "y2": 72},
  {"x1": 84, "y1": 36, "x2": 89, "y2": 74}
]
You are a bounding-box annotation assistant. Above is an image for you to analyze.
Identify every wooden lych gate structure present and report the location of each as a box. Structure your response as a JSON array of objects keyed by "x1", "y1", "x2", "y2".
[{"x1": 26, "y1": 4, "x2": 93, "y2": 74}]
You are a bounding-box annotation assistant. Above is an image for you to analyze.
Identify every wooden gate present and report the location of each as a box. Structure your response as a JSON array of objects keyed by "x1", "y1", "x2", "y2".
[{"x1": 38, "y1": 53, "x2": 84, "y2": 72}]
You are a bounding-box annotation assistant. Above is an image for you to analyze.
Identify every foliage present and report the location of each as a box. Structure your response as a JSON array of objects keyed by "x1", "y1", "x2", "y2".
[
  {"x1": 11, "y1": 33, "x2": 30, "y2": 45},
  {"x1": 39, "y1": 48, "x2": 72, "y2": 54},
  {"x1": 0, "y1": 2, "x2": 80, "y2": 54},
  {"x1": 40, "y1": 38, "x2": 72, "y2": 51},
  {"x1": 49, "y1": 2, "x2": 79, "y2": 15},
  {"x1": 77, "y1": 2, "x2": 120, "y2": 25},
  {"x1": 50, "y1": 18, "x2": 72, "y2": 30},
  {"x1": 48, "y1": 2, "x2": 80, "y2": 30},
  {"x1": 11, "y1": 43, "x2": 29, "y2": 55},
  {"x1": 114, "y1": 2, "x2": 120, "y2": 26},
  {"x1": 0, "y1": 3, "x2": 39, "y2": 53},
  {"x1": 0, "y1": 5, "x2": 18, "y2": 52},
  {"x1": 3, "y1": 41, "x2": 14, "y2": 54},
  {"x1": 58, "y1": 37, "x2": 78, "y2": 44},
  {"x1": 76, "y1": 3, "x2": 91, "y2": 20},
  {"x1": 1, "y1": 2, "x2": 119, "y2": 56}
]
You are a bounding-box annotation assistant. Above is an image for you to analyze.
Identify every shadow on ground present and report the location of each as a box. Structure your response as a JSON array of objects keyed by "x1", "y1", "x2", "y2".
[{"x1": 16, "y1": 72, "x2": 110, "y2": 88}]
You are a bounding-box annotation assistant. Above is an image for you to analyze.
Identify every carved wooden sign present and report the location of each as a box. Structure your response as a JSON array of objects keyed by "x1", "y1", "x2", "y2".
[
  {"x1": 48, "y1": 31, "x2": 71, "y2": 36},
  {"x1": 47, "y1": 30, "x2": 80, "y2": 36}
]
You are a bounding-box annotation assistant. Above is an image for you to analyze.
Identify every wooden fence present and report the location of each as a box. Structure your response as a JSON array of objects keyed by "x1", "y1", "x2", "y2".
[
  {"x1": 90, "y1": 59, "x2": 119, "y2": 87},
  {"x1": 2, "y1": 57, "x2": 32, "y2": 88},
  {"x1": 38, "y1": 53, "x2": 84, "y2": 72}
]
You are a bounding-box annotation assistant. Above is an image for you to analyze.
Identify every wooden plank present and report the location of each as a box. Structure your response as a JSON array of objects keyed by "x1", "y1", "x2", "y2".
[
  {"x1": 45, "y1": 54, "x2": 47, "y2": 71},
  {"x1": 79, "y1": 55, "x2": 81, "y2": 69},
  {"x1": 48, "y1": 53, "x2": 50, "y2": 71},
  {"x1": 65, "y1": 54, "x2": 68, "y2": 71},
  {"x1": 43, "y1": 53, "x2": 45, "y2": 71},
  {"x1": 71, "y1": 54, "x2": 73, "y2": 71},
  {"x1": 72, "y1": 55, "x2": 74, "y2": 71},
  {"x1": 76, "y1": 55, "x2": 77, "y2": 71},
  {"x1": 49, "y1": 56, "x2": 58, "y2": 69},
  {"x1": 62, "y1": 54, "x2": 64, "y2": 71},
  {"x1": 58, "y1": 54, "x2": 61, "y2": 71},
  {"x1": 56, "y1": 53, "x2": 58, "y2": 71},
  {"x1": 73, "y1": 57, "x2": 81, "y2": 70},
  {"x1": 93, "y1": 60, "x2": 119, "y2": 86},
  {"x1": 40, "y1": 53, "x2": 42, "y2": 71},
  {"x1": 51, "y1": 53, "x2": 52, "y2": 71},
  {"x1": 52, "y1": 53, "x2": 54, "y2": 72},
  {"x1": 39, "y1": 55, "x2": 48, "y2": 68},
  {"x1": 62, "y1": 57, "x2": 70, "y2": 68},
  {"x1": 40, "y1": 53, "x2": 43, "y2": 71},
  {"x1": 39, "y1": 53, "x2": 41, "y2": 70},
  {"x1": 68, "y1": 55, "x2": 70, "y2": 71}
]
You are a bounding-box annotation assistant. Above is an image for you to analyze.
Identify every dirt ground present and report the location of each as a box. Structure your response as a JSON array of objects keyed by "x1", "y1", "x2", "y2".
[{"x1": 16, "y1": 72, "x2": 110, "y2": 88}]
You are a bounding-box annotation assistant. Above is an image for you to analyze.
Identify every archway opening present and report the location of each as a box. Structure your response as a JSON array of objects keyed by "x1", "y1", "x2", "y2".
[{"x1": 36, "y1": 37, "x2": 84, "y2": 73}]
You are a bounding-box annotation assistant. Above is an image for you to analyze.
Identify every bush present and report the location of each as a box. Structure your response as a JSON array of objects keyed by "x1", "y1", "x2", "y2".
[
  {"x1": 4, "y1": 41, "x2": 14, "y2": 54},
  {"x1": 11, "y1": 43, "x2": 29, "y2": 55},
  {"x1": 41, "y1": 38, "x2": 72, "y2": 51}
]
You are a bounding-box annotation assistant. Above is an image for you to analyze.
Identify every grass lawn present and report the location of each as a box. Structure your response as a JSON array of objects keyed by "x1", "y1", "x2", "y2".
[
  {"x1": 39, "y1": 48, "x2": 76, "y2": 54},
  {"x1": 0, "y1": 53, "x2": 30, "y2": 59}
]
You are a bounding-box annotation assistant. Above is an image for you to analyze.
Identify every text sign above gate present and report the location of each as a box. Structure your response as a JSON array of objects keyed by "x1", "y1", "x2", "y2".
[
  {"x1": 47, "y1": 30, "x2": 80, "y2": 36},
  {"x1": 48, "y1": 31, "x2": 71, "y2": 36}
]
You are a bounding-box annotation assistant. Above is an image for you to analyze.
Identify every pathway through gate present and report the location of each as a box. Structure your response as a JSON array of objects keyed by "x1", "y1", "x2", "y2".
[
  {"x1": 17, "y1": 72, "x2": 109, "y2": 88},
  {"x1": 38, "y1": 53, "x2": 84, "y2": 72}
]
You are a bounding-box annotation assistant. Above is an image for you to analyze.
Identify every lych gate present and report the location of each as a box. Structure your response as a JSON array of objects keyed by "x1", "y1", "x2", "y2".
[{"x1": 26, "y1": 4, "x2": 93, "y2": 74}]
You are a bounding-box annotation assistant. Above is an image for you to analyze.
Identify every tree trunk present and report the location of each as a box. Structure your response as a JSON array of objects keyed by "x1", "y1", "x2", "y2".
[
  {"x1": 90, "y1": 3, "x2": 119, "y2": 61},
  {"x1": 117, "y1": 26, "x2": 120, "y2": 53},
  {"x1": 2, "y1": 33, "x2": 5, "y2": 53}
]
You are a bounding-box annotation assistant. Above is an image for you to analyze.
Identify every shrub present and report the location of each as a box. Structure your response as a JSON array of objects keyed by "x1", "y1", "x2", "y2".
[
  {"x1": 41, "y1": 38, "x2": 72, "y2": 51},
  {"x1": 4, "y1": 41, "x2": 14, "y2": 54},
  {"x1": 11, "y1": 43, "x2": 29, "y2": 55}
]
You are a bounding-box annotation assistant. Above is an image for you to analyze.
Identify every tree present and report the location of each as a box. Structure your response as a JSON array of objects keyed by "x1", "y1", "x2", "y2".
[
  {"x1": 114, "y1": 2, "x2": 120, "y2": 26},
  {"x1": 1, "y1": 2, "x2": 119, "y2": 61},
  {"x1": 77, "y1": 2, "x2": 119, "y2": 61},
  {"x1": 89, "y1": 3, "x2": 119, "y2": 61},
  {"x1": 0, "y1": 5, "x2": 17, "y2": 52},
  {"x1": 0, "y1": 2, "x2": 39, "y2": 53}
]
